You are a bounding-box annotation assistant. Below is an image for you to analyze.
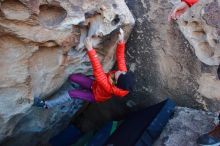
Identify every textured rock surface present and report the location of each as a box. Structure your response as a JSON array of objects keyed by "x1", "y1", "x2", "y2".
[
  {"x1": 177, "y1": 0, "x2": 220, "y2": 66},
  {"x1": 124, "y1": 0, "x2": 220, "y2": 111},
  {"x1": 176, "y1": 0, "x2": 220, "y2": 102},
  {"x1": 154, "y1": 107, "x2": 219, "y2": 146},
  {"x1": 0, "y1": 0, "x2": 134, "y2": 145}
]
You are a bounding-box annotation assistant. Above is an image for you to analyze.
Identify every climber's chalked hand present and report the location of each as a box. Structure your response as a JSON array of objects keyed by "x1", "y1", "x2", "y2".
[
  {"x1": 84, "y1": 37, "x2": 93, "y2": 51},
  {"x1": 168, "y1": 1, "x2": 189, "y2": 22},
  {"x1": 118, "y1": 28, "x2": 124, "y2": 42}
]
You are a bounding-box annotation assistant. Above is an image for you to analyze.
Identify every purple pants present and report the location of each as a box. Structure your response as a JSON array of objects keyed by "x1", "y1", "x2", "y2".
[{"x1": 68, "y1": 73, "x2": 95, "y2": 102}]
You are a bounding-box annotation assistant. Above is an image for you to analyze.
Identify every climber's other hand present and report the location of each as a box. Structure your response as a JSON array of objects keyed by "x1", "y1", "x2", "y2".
[
  {"x1": 118, "y1": 28, "x2": 124, "y2": 42},
  {"x1": 168, "y1": 1, "x2": 189, "y2": 22},
  {"x1": 84, "y1": 37, "x2": 93, "y2": 51}
]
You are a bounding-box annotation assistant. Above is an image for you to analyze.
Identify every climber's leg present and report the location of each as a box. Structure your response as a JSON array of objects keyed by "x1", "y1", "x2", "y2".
[
  {"x1": 69, "y1": 73, "x2": 93, "y2": 89},
  {"x1": 68, "y1": 89, "x2": 95, "y2": 102},
  {"x1": 44, "y1": 92, "x2": 72, "y2": 108}
]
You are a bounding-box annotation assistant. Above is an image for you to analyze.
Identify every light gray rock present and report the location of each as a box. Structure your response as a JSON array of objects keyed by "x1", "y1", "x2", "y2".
[
  {"x1": 177, "y1": 0, "x2": 220, "y2": 66},
  {"x1": 169, "y1": 0, "x2": 220, "y2": 105},
  {"x1": 176, "y1": 0, "x2": 220, "y2": 102},
  {"x1": 154, "y1": 107, "x2": 219, "y2": 146},
  {"x1": 124, "y1": 0, "x2": 220, "y2": 112}
]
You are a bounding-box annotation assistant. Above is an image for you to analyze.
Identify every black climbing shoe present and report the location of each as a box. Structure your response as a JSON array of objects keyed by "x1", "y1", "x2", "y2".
[
  {"x1": 197, "y1": 125, "x2": 220, "y2": 146},
  {"x1": 33, "y1": 97, "x2": 47, "y2": 108}
]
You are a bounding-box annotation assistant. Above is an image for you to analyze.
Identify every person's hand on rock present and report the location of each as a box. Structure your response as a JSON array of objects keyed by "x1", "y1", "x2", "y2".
[
  {"x1": 118, "y1": 28, "x2": 124, "y2": 43},
  {"x1": 168, "y1": 1, "x2": 189, "y2": 21},
  {"x1": 84, "y1": 37, "x2": 93, "y2": 51}
]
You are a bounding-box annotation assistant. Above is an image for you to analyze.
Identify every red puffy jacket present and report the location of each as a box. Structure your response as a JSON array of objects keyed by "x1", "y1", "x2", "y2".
[
  {"x1": 87, "y1": 41, "x2": 129, "y2": 102},
  {"x1": 182, "y1": 0, "x2": 198, "y2": 7}
]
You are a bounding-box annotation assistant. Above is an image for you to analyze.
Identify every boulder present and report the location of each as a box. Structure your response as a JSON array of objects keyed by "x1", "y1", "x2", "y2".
[
  {"x1": 124, "y1": 0, "x2": 220, "y2": 111},
  {"x1": 177, "y1": 0, "x2": 220, "y2": 66},
  {"x1": 0, "y1": 0, "x2": 134, "y2": 145},
  {"x1": 176, "y1": 0, "x2": 220, "y2": 104},
  {"x1": 72, "y1": 0, "x2": 220, "y2": 133}
]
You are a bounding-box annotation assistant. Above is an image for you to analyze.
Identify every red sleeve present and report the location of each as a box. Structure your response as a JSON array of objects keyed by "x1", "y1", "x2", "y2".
[
  {"x1": 87, "y1": 49, "x2": 111, "y2": 91},
  {"x1": 113, "y1": 87, "x2": 129, "y2": 97},
  {"x1": 182, "y1": 0, "x2": 199, "y2": 7},
  {"x1": 116, "y1": 41, "x2": 127, "y2": 72}
]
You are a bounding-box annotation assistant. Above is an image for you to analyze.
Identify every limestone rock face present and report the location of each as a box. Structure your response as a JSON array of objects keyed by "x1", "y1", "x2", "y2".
[
  {"x1": 154, "y1": 107, "x2": 219, "y2": 146},
  {"x1": 0, "y1": 0, "x2": 134, "y2": 145}
]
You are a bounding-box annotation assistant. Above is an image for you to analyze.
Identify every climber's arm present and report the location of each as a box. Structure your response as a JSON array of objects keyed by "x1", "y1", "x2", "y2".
[
  {"x1": 116, "y1": 28, "x2": 127, "y2": 72},
  {"x1": 116, "y1": 41, "x2": 127, "y2": 72},
  {"x1": 85, "y1": 38, "x2": 111, "y2": 91}
]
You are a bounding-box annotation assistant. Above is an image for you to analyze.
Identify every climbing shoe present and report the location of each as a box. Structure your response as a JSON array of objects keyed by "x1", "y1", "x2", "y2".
[
  {"x1": 197, "y1": 125, "x2": 220, "y2": 146},
  {"x1": 33, "y1": 97, "x2": 47, "y2": 108}
]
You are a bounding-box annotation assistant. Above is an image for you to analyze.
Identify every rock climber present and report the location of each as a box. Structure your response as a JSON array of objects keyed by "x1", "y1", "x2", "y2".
[
  {"x1": 169, "y1": 1, "x2": 220, "y2": 146},
  {"x1": 34, "y1": 28, "x2": 134, "y2": 108}
]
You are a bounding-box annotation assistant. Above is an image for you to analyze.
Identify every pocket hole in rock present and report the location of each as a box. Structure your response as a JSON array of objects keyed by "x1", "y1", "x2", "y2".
[
  {"x1": 85, "y1": 11, "x2": 101, "y2": 18},
  {"x1": 189, "y1": 21, "x2": 202, "y2": 30},
  {"x1": 199, "y1": 42, "x2": 214, "y2": 57},
  {"x1": 39, "y1": 5, "x2": 67, "y2": 27},
  {"x1": 213, "y1": 39, "x2": 219, "y2": 44},
  {"x1": 190, "y1": 21, "x2": 199, "y2": 27},
  {"x1": 208, "y1": 38, "x2": 219, "y2": 47},
  {"x1": 192, "y1": 30, "x2": 206, "y2": 37},
  {"x1": 183, "y1": 21, "x2": 188, "y2": 26},
  {"x1": 1, "y1": 0, "x2": 30, "y2": 20},
  {"x1": 111, "y1": 14, "x2": 120, "y2": 26},
  {"x1": 112, "y1": 4, "x2": 117, "y2": 9}
]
